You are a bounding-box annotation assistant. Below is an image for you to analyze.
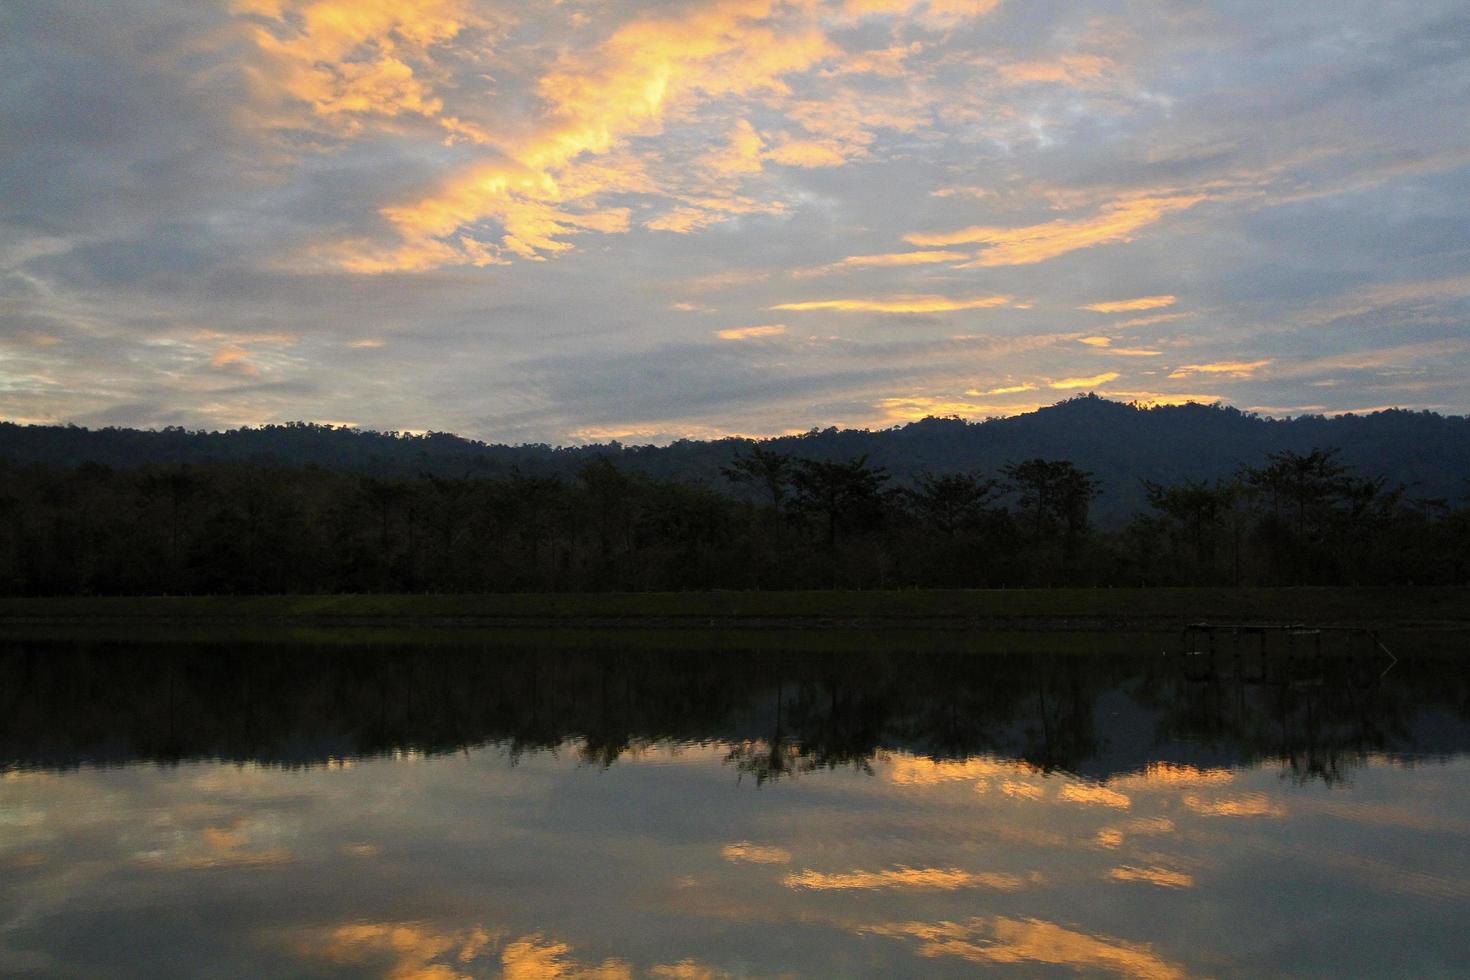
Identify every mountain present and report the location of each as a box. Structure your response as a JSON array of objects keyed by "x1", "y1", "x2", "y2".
[{"x1": 3, "y1": 396, "x2": 1468, "y2": 522}]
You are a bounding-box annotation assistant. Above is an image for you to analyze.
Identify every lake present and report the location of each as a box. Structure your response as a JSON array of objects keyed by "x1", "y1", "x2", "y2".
[{"x1": 2, "y1": 635, "x2": 1467, "y2": 977}]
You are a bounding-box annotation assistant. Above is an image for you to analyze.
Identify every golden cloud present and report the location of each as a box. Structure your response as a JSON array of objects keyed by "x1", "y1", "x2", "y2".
[
  {"x1": 862, "y1": 916, "x2": 1189, "y2": 978},
  {"x1": 877, "y1": 395, "x2": 1038, "y2": 422},
  {"x1": 1108, "y1": 866, "x2": 1196, "y2": 889},
  {"x1": 721, "y1": 842, "x2": 792, "y2": 864},
  {"x1": 1101, "y1": 391, "x2": 1223, "y2": 407},
  {"x1": 907, "y1": 194, "x2": 1206, "y2": 265},
  {"x1": 1049, "y1": 371, "x2": 1120, "y2": 389},
  {"x1": 996, "y1": 54, "x2": 1116, "y2": 87},
  {"x1": 1117, "y1": 312, "x2": 1193, "y2": 328},
  {"x1": 785, "y1": 866, "x2": 1026, "y2": 892},
  {"x1": 834, "y1": 250, "x2": 971, "y2": 268},
  {"x1": 773, "y1": 294, "x2": 1012, "y2": 313},
  {"x1": 329, "y1": 0, "x2": 837, "y2": 269},
  {"x1": 970, "y1": 382, "x2": 1039, "y2": 395},
  {"x1": 716, "y1": 324, "x2": 787, "y2": 340},
  {"x1": 236, "y1": 0, "x2": 474, "y2": 125},
  {"x1": 1083, "y1": 295, "x2": 1177, "y2": 313},
  {"x1": 1167, "y1": 360, "x2": 1270, "y2": 379},
  {"x1": 764, "y1": 138, "x2": 853, "y2": 168}
]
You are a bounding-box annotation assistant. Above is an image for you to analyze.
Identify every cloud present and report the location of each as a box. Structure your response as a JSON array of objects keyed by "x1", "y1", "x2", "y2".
[
  {"x1": 1108, "y1": 866, "x2": 1195, "y2": 889},
  {"x1": 4, "y1": 0, "x2": 1469, "y2": 438},
  {"x1": 799, "y1": 250, "x2": 971, "y2": 276},
  {"x1": 877, "y1": 395, "x2": 1039, "y2": 421},
  {"x1": 1049, "y1": 372, "x2": 1120, "y2": 389},
  {"x1": 1083, "y1": 296, "x2": 1177, "y2": 313},
  {"x1": 862, "y1": 916, "x2": 1189, "y2": 978},
  {"x1": 970, "y1": 382, "x2": 1038, "y2": 395},
  {"x1": 1117, "y1": 312, "x2": 1193, "y2": 328},
  {"x1": 1168, "y1": 360, "x2": 1270, "y2": 379},
  {"x1": 717, "y1": 324, "x2": 786, "y2": 340},
  {"x1": 785, "y1": 867, "x2": 1026, "y2": 892},
  {"x1": 906, "y1": 194, "x2": 1209, "y2": 265},
  {"x1": 995, "y1": 54, "x2": 1117, "y2": 88},
  {"x1": 721, "y1": 842, "x2": 792, "y2": 864},
  {"x1": 772, "y1": 295, "x2": 1013, "y2": 313}
]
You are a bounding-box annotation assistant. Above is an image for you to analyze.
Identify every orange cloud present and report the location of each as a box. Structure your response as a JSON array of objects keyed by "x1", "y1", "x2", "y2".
[
  {"x1": 236, "y1": 0, "x2": 474, "y2": 125},
  {"x1": 502, "y1": 935, "x2": 631, "y2": 979},
  {"x1": 862, "y1": 916, "x2": 1189, "y2": 978},
  {"x1": 1118, "y1": 312, "x2": 1193, "y2": 328},
  {"x1": 773, "y1": 294, "x2": 1012, "y2": 313},
  {"x1": 907, "y1": 194, "x2": 1206, "y2": 265},
  {"x1": 1083, "y1": 295, "x2": 1177, "y2": 313},
  {"x1": 722, "y1": 842, "x2": 792, "y2": 864},
  {"x1": 1167, "y1": 359, "x2": 1270, "y2": 379},
  {"x1": 785, "y1": 867, "x2": 1026, "y2": 892},
  {"x1": 1080, "y1": 336, "x2": 1112, "y2": 347},
  {"x1": 1049, "y1": 372, "x2": 1119, "y2": 389},
  {"x1": 1102, "y1": 391, "x2": 1223, "y2": 407},
  {"x1": 764, "y1": 138, "x2": 853, "y2": 168},
  {"x1": 969, "y1": 382, "x2": 1038, "y2": 395},
  {"x1": 1109, "y1": 866, "x2": 1195, "y2": 889},
  {"x1": 877, "y1": 396, "x2": 1029, "y2": 421},
  {"x1": 336, "y1": 0, "x2": 836, "y2": 269},
  {"x1": 717, "y1": 324, "x2": 787, "y2": 340},
  {"x1": 996, "y1": 54, "x2": 1116, "y2": 87},
  {"x1": 832, "y1": 250, "x2": 970, "y2": 268}
]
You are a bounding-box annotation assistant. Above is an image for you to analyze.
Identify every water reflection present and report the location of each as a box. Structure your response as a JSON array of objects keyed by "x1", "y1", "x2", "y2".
[
  {"x1": 1, "y1": 638, "x2": 1468, "y2": 977},
  {"x1": 2, "y1": 640, "x2": 1464, "y2": 780}
]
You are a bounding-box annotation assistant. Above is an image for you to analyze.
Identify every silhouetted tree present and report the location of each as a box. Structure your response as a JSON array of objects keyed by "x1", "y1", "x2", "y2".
[{"x1": 790, "y1": 455, "x2": 888, "y2": 549}]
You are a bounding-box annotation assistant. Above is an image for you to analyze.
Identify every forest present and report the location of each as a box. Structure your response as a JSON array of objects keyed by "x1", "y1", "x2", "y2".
[{"x1": 1, "y1": 440, "x2": 1465, "y2": 595}]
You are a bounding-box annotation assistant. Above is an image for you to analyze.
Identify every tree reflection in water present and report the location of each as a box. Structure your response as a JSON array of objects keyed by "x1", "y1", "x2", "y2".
[{"x1": 2, "y1": 638, "x2": 1466, "y2": 783}]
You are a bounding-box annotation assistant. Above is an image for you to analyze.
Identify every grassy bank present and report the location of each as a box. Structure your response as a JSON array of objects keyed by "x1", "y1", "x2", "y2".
[{"x1": 1, "y1": 587, "x2": 1464, "y2": 632}]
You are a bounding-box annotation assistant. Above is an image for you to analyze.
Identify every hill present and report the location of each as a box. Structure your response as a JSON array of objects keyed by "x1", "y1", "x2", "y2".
[{"x1": 3, "y1": 396, "x2": 1467, "y2": 522}]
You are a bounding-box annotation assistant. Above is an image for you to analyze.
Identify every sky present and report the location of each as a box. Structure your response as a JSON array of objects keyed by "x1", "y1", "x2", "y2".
[{"x1": 2, "y1": 0, "x2": 1468, "y2": 444}]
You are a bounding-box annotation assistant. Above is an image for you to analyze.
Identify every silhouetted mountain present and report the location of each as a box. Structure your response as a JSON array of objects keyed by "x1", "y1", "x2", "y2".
[{"x1": 3, "y1": 396, "x2": 1467, "y2": 521}]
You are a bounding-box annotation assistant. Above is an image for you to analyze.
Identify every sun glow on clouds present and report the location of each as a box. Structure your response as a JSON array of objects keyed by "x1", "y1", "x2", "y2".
[
  {"x1": 772, "y1": 295, "x2": 1013, "y2": 313},
  {"x1": 716, "y1": 324, "x2": 786, "y2": 340},
  {"x1": 906, "y1": 194, "x2": 1208, "y2": 266},
  {"x1": 1168, "y1": 360, "x2": 1271, "y2": 379},
  {"x1": 1084, "y1": 296, "x2": 1177, "y2": 314},
  {"x1": 268, "y1": 0, "x2": 1019, "y2": 272},
  {"x1": 1050, "y1": 372, "x2": 1119, "y2": 389},
  {"x1": 862, "y1": 916, "x2": 1189, "y2": 978},
  {"x1": 8, "y1": 0, "x2": 1470, "y2": 438},
  {"x1": 785, "y1": 867, "x2": 1027, "y2": 892}
]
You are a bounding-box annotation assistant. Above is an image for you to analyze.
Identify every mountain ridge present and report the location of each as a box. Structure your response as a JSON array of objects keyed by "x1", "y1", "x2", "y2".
[{"x1": 4, "y1": 396, "x2": 1468, "y2": 522}]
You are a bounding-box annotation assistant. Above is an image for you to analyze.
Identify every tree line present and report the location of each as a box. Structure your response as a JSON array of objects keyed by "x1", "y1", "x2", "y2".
[{"x1": 0, "y1": 445, "x2": 1465, "y2": 595}]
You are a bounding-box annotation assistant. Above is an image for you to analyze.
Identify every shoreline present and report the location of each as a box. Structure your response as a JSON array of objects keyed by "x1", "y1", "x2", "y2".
[{"x1": 2, "y1": 587, "x2": 1464, "y2": 633}]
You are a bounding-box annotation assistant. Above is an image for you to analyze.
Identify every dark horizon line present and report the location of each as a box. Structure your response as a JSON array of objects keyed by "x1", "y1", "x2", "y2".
[{"x1": 3, "y1": 394, "x2": 1465, "y2": 452}]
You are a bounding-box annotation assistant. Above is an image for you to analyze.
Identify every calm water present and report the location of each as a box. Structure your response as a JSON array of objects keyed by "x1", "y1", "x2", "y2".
[{"x1": 2, "y1": 637, "x2": 1468, "y2": 978}]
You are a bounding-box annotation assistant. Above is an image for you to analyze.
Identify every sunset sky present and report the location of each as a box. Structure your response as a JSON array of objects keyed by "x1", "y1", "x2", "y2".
[{"x1": 3, "y1": 0, "x2": 1468, "y2": 442}]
